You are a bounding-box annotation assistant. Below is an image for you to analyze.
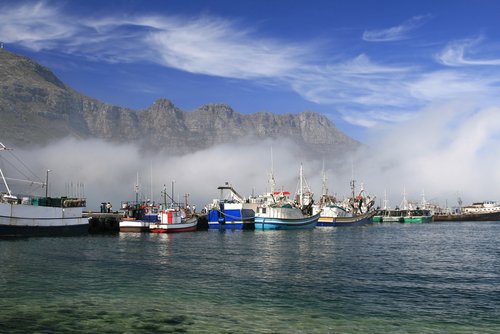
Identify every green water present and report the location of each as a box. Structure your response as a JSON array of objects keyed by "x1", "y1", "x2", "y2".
[{"x1": 0, "y1": 222, "x2": 499, "y2": 333}]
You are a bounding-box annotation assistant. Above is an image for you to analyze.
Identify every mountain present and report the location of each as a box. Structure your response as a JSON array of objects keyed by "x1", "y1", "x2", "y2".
[{"x1": 0, "y1": 49, "x2": 360, "y2": 156}]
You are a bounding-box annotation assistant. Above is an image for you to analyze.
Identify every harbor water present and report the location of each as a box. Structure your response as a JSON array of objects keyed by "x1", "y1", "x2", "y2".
[{"x1": 0, "y1": 222, "x2": 499, "y2": 333}]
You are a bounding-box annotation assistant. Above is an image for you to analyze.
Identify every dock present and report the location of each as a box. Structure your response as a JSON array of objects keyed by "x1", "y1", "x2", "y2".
[{"x1": 84, "y1": 211, "x2": 124, "y2": 233}]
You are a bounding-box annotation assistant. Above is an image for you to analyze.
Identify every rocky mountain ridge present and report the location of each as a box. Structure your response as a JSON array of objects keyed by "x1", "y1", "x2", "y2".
[{"x1": 0, "y1": 49, "x2": 360, "y2": 156}]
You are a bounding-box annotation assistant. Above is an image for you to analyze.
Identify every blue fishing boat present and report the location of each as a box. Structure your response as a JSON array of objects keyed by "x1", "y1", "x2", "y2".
[{"x1": 207, "y1": 184, "x2": 254, "y2": 230}]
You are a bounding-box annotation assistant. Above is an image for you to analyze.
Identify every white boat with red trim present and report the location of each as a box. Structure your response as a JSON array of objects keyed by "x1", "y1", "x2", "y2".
[{"x1": 150, "y1": 208, "x2": 198, "y2": 233}]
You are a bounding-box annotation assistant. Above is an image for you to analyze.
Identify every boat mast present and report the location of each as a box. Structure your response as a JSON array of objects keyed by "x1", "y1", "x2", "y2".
[
  {"x1": 401, "y1": 186, "x2": 408, "y2": 210},
  {"x1": 421, "y1": 189, "x2": 427, "y2": 209},
  {"x1": 299, "y1": 164, "x2": 304, "y2": 207},
  {"x1": 135, "y1": 172, "x2": 139, "y2": 203},
  {"x1": 350, "y1": 161, "x2": 356, "y2": 200},
  {"x1": 0, "y1": 143, "x2": 13, "y2": 196},
  {"x1": 269, "y1": 147, "x2": 276, "y2": 194},
  {"x1": 162, "y1": 185, "x2": 168, "y2": 208},
  {"x1": 321, "y1": 160, "x2": 328, "y2": 197},
  {"x1": 150, "y1": 160, "x2": 153, "y2": 203}
]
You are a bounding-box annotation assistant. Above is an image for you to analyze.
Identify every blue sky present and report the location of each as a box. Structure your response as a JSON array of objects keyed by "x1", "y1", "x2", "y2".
[
  {"x1": 3, "y1": 0, "x2": 500, "y2": 141},
  {"x1": 4, "y1": 0, "x2": 500, "y2": 208}
]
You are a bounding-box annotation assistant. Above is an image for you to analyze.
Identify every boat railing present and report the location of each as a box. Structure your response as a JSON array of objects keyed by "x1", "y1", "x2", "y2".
[{"x1": 1, "y1": 193, "x2": 86, "y2": 208}]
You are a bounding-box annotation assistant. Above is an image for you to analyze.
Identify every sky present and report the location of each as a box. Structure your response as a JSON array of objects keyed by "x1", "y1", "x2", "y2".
[{"x1": 2, "y1": 0, "x2": 500, "y2": 210}]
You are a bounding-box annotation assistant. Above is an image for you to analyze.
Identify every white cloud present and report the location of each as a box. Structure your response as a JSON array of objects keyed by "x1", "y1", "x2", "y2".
[
  {"x1": 359, "y1": 101, "x2": 500, "y2": 208},
  {"x1": 0, "y1": 2, "x2": 308, "y2": 79},
  {"x1": 437, "y1": 37, "x2": 500, "y2": 66},
  {"x1": 338, "y1": 108, "x2": 414, "y2": 128},
  {"x1": 362, "y1": 14, "x2": 432, "y2": 42},
  {"x1": 409, "y1": 70, "x2": 496, "y2": 101}
]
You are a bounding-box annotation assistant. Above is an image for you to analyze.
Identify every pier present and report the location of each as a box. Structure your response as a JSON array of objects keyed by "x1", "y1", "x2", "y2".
[{"x1": 84, "y1": 212, "x2": 124, "y2": 233}]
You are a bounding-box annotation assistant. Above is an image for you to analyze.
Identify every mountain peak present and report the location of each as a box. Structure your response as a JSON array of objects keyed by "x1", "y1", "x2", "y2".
[{"x1": 0, "y1": 49, "x2": 360, "y2": 156}]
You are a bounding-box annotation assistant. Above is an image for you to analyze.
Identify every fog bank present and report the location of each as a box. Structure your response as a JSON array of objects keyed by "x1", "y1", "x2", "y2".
[{"x1": 3, "y1": 101, "x2": 500, "y2": 211}]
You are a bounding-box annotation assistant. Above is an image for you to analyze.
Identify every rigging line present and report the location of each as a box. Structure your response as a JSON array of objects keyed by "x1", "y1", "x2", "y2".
[
  {"x1": 1, "y1": 152, "x2": 43, "y2": 184},
  {"x1": 7, "y1": 150, "x2": 44, "y2": 183}
]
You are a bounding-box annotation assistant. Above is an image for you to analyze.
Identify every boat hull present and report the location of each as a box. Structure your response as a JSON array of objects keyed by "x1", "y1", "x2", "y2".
[
  {"x1": 403, "y1": 216, "x2": 432, "y2": 223},
  {"x1": 207, "y1": 208, "x2": 254, "y2": 230},
  {"x1": 150, "y1": 217, "x2": 198, "y2": 233},
  {"x1": 119, "y1": 220, "x2": 150, "y2": 232},
  {"x1": 317, "y1": 212, "x2": 374, "y2": 227},
  {"x1": 254, "y1": 213, "x2": 319, "y2": 230},
  {"x1": 433, "y1": 211, "x2": 500, "y2": 222},
  {"x1": 0, "y1": 203, "x2": 88, "y2": 237},
  {"x1": 0, "y1": 221, "x2": 89, "y2": 237}
]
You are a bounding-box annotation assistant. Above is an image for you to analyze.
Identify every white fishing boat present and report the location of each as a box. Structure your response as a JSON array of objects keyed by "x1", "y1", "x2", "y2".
[
  {"x1": 149, "y1": 184, "x2": 198, "y2": 233},
  {"x1": 119, "y1": 173, "x2": 161, "y2": 232},
  {"x1": 149, "y1": 208, "x2": 198, "y2": 233},
  {"x1": 0, "y1": 142, "x2": 89, "y2": 237},
  {"x1": 119, "y1": 201, "x2": 160, "y2": 232},
  {"x1": 313, "y1": 167, "x2": 375, "y2": 227},
  {"x1": 254, "y1": 164, "x2": 319, "y2": 230}
]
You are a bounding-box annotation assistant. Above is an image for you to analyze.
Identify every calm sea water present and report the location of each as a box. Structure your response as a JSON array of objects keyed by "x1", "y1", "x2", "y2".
[{"x1": 0, "y1": 222, "x2": 499, "y2": 333}]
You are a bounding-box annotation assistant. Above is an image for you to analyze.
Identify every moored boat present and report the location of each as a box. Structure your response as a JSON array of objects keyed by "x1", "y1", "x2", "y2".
[
  {"x1": 313, "y1": 169, "x2": 375, "y2": 227},
  {"x1": 403, "y1": 209, "x2": 433, "y2": 223},
  {"x1": 254, "y1": 205, "x2": 320, "y2": 230},
  {"x1": 0, "y1": 142, "x2": 89, "y2": 237},
  {"x1": 376, "y1": 190, "x2": 433, "y2": 223},
  {"x1": 207, "y1": 184, "x2": 255, "y2": 230},
  {"x1": 254, "y1": 164, "x2": 319, "y2": 230},
  {"x1": 433, "y1": 200, "x2": 500, "y2": 221},
  {"x1": 119, "y1": 201, "x2": 160, "y2": 232},
  {"x1": 150, "y1": 208, "x2": 198, "y2": 233},
  {"x1": 318, "y1": 210, "x2": 375, "y2": 226},
  {"x1": 373, "y1": 209, "x2": 404, "y2": 223}
]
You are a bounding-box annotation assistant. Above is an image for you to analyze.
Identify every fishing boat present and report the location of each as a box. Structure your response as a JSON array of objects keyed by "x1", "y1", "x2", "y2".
[
  {"x1": 119, "y1": 201, "x2": 160, "y2": 232},
  {"x1": 402, "y1": 209, "x2": 433, "y2": 223},
  {"x1": 254, "y1": 164, "x2": 319, "y2": 230},
  {"x1": 401, "y1": 190, "x2": 433, "y2": 223},
  {"x1": 149, "y1": 186, "x2": 198, "y2": 233},
  {"x1": 207, "y1": 184, "x2": 255, "y2": 229},
  {"x1": 119, "y1": 173, "x2": 161, "y2": 232},
  {"x1": 0, "y1": 142, "x2": 89, "y2": 237},
  {"x1": 434, "y1": 200, "x2": 500, "y2": 221},
  {"x1": 373, "y1": 209, "x2": 404, "y2": 223},
  {"x1": 149, "y1": 209, "x2": 198, "y2": 233},
  {"x1": 313, "y1": 168, "x2": 375, "y2": 227}
]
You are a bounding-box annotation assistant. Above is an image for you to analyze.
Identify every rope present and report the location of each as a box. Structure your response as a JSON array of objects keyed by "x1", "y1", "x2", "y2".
[{"x1": 211, "y1": 207, "x2": 255, "y2": 220}]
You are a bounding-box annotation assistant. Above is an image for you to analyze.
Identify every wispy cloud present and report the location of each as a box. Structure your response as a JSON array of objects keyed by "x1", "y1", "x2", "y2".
[
  {"x1": 0, "y1": 2, "x2": 308, "y2": 79},
  {"x1": 437, "y1": 37, "x2": 500, "y2": 66},
  {"x1": 362, "y1": 14, "x2": 432, "y2": 42}
]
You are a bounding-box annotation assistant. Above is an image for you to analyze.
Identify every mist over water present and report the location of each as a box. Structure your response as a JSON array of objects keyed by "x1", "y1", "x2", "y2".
[{"x1": 4, "y1": 101, "x2": 500, "y2": 210}]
